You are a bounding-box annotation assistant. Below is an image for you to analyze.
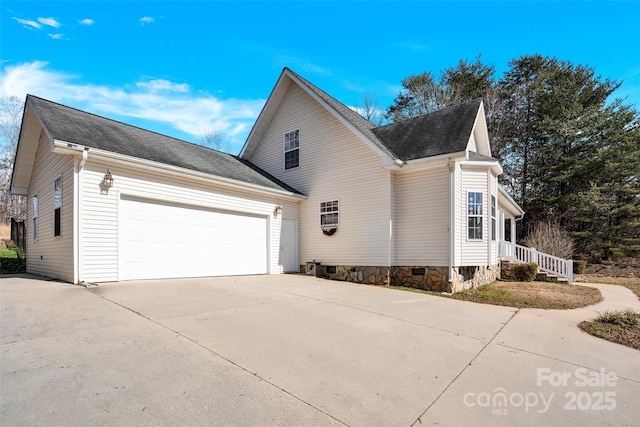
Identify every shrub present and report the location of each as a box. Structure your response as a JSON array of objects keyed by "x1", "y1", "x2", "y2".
[
  {"x1": 0, "y1": 257, "x2": 26, "y2": 274},
  {"x1": 512, "y1": 263, "x2": 538, "y2": 282},
  {"x1": 596, "y1": 310, "x2": 639, "y2": 327},
  {"x1": 573, "y1": 260, "x2": 586, "y2": 274},
  {"x1": 523, "y1": 221, "x2": 574, "y2": 259}
]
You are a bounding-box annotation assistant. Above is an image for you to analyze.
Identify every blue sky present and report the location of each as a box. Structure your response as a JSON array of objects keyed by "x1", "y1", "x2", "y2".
[{"x1": 2, "y1": 1, "x2": 639, "y2": 153}]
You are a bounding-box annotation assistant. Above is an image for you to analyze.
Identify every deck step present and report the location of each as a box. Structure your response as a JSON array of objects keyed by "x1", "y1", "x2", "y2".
[{"x1": 536, "y1": 271, "x2": 567, "y2": 283}]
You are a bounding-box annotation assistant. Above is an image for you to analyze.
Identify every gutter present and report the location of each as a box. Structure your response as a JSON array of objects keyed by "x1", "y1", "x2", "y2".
[
  {"x1": 384, "y1": 151, "x2": 468, "y2": 171},
  {"x1": 53, "y1": 140, "x2": 307, "y2": 201}
]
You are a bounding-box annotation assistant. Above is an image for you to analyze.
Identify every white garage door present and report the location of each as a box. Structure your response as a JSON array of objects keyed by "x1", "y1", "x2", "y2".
[{"x1": 120, "y1": 197, "x2": 268, "y2": 280}]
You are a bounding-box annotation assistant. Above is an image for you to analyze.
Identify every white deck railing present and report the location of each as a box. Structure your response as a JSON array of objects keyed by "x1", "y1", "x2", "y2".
[{"x1": 499, "y1": 241, "x2": 574, "y2": 283}]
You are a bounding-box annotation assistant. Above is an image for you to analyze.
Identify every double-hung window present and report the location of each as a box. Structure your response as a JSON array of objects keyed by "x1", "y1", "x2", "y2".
[
  {"x1": 284, "y1": 130, "x2": 299, "y2": 170},
  {"x1": 320, "y1": 200, "x2": 339, "y2": 227},
  {"x1": 54, "y1": 176, "x2": 62, "y2": 237},
  {"x1": 32, "y1": 194, "x2": 38, "y2": 240},
  {"x1": 467, "y1": 192, "x2": 483, "y2": 240}
]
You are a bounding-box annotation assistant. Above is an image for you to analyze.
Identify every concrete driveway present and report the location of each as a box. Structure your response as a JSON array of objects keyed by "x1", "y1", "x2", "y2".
[{"x1": 1, "y1": 274, "x2": 639, "y2": 426}]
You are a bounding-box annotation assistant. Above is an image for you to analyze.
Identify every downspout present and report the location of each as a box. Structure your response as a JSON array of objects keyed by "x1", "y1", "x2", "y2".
[
  {"x1": 447, "y1": 158, "x2": 454, "y2": 290},
  {"x1": 75, "y1": 148, "x2": 88, "y2": 284},
  {"x1": 387, "y1": 169, "x2": 393, "y2": 286}
]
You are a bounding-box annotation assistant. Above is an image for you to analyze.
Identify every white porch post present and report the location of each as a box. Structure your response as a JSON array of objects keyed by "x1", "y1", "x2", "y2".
[{"x1": 510, "y1": 217, "x2": 516, "y2": 243}]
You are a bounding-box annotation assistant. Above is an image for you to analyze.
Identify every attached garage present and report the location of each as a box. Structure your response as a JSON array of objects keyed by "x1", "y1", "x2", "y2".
[{"x1": 119, "y1": 197, "x2": 269, "y2": 280}]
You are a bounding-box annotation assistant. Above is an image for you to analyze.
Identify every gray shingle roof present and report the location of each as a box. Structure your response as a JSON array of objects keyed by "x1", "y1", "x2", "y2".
[
  {"x1": 285, "y1": 69, "x2": 482, "y2": 162},
  {"x1": 371, "y1": 99, "x2": 482, "y2": 161},
  {"x1": 27, "y1": 95, "x2": 303, "y2": 195}
]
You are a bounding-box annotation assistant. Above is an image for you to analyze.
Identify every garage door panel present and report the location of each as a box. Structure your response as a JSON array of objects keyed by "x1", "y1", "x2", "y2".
[{"x1": 120, "y1": 198, "x2": 267, "y2": 280}]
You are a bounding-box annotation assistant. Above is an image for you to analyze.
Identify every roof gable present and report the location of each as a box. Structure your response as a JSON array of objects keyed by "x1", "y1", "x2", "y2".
[
  {"x1": 240, "y1": 68, "x2": 395, "y2": 164},
  {"x1": 371, "y1": 99, "x2": 483, "y2": 161},
  {"x1": 240, "y1": 70, "x2": 491, "y2": 167},
  {"x1": 13, "y1": 95, "x2": 303, "y2": 196}
]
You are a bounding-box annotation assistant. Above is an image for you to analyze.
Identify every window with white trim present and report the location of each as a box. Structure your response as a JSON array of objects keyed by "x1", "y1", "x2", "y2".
[
  {"x1": 467, "y1": 192, "x2": 483, "y2": 240},
  {"x1": 320, "y1": 200, "x2": 339, "y2": 226},
  {"x1": 284, "y1": 129, "x2": 299, "y2": 170},
  {"x1": 54, "y1": 176, "x2": 62, "y2": 237},
  {"x1": 32, "y1": 194, "x2": 38, "y2": 240},
  {"x1": 491, "y1": 195, "x2": 497, "y2": 241}
]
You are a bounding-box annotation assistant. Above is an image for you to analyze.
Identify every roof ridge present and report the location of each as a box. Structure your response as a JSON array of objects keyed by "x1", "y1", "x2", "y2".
[
  {"x1": 26, "y1": 94, "x2": 232, "y2": 157},
  {"x1": 374, "y1": 98, "x2": 482, "y2": 130}
]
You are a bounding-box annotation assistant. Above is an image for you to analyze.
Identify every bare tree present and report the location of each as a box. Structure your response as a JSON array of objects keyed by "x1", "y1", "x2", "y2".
[
  {"x1": 199, "y1": 130, "x2": 231, "y2": 153},
  {"x1": 523, "y1": 220, "x2": 574, "y2": 259},
  {"x1": 355, "y1": 94, "x2": 386, "y2": 126},
  {"x1": 0, "y1": 96, "x2": 26, "y2": 223}
]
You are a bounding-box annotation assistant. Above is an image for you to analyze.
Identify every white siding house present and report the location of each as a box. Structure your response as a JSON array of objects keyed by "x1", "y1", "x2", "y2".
[
  {"x1": 241, "y1": 68, "x2": 524, "y2": 291},
  {"x1": 12, "y1": 95, "x2": 305, "y2": 284},
  {"x1": 12, "y1": 68, "x2": 524, "y2": 292}
]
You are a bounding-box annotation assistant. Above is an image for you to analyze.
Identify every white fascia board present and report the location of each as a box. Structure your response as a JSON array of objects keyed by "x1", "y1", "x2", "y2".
[
  {"x1": 459, "y1": 159, "x2": 503, "y2": 175},
  {"x1": 498, "y1": 185, "x2": 524, "y2": 216},
  {"x1": 239, "y1": 73, "x2": 288, "y2": 159},
  {"x1": 471, "y1": 101, "x2": 492, "y2": 156},
  {"x1": 26, "y1": 98, "x2": 55, "y2": 150},
  {"x1": 52, "y1": 140, "x2": 307, "y2": 201},
  {"x1": 385, "y1": 151, "x2": 468, "y2": 171},
  {"x1": 11, "y1": 186, "x2": 28, "y2": 195}
]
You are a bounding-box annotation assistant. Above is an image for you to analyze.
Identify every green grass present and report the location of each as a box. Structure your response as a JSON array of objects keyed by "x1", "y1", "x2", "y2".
[
  {"x1": 579, "y1": 310, "x2": 640, "y2": 350},
  {"x1": 1, "y1": 240, "x2": 26, "y2": 274}
]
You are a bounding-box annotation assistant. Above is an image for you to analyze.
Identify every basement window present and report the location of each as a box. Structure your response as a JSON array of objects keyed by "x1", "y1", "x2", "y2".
[
  {"x1": 284, "y1": 129, "x2": 299, "y2": 170},
  {"x1": 467, "y1": 192, "x2": 483, "y2": 240}
]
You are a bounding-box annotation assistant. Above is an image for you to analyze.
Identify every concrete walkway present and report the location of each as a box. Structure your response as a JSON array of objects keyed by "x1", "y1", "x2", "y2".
[{"x1": 1, "y1": 275, "x2": 639, "y2": 426}]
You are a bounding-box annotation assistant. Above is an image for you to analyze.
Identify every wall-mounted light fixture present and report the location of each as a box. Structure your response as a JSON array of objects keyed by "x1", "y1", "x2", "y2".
[
  {"x1": 103, "y1": 169, "x2": 114, "y2": 187},
  {"x1": 274, "y1": 204, "x2": 283, "y2": 218}
]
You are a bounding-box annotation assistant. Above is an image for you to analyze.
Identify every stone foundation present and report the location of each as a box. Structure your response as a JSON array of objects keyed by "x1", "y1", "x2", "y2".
[
  {"x1": 323, "y1": 265, "x2": 389, "y2": 285},
  {"x1": 450, "y1": 265, "x2": 500, "y2": 293},
  {"x1": 308, "y1": 263, "x2": 499, "y2": 293},
  {"x1": 391, "y1": 266, "x2": 450, "y2": 292}
]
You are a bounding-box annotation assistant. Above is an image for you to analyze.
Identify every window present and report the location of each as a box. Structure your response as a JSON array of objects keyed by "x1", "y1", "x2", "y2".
[
  {"x1": 320, "y1": 200, "x2": 339, "y2": 226},
  {"x1": 491, "y1": 195, "x2": 497, "y2": 241},
  {"x1": 284, "y1": 130, "x2": 299, "y2": 170},
  {"x1": 467, "y1": 192, "x2": 483, "y2": 240},
  {"x1": 54, "y1": 176, "x2": 62, "y2": 237},
  {"x1": 32, "y1": 194, "x2": 38, "y2": 240}
]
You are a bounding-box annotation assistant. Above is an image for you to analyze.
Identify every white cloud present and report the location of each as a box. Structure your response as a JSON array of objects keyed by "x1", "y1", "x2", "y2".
[
  {"x1": 38, "y1": 17, "x2": 62, "y2": 28},
  {"x1": 47, "y1": 34, "x2": 64, "y2": 40},
  {"x1": 79, "y1": 18, "x2": 94, "y2": 26},
  {"x1": 13, "y1": 17, "x2": 41, "y2": 30},
  {"x1": 136, "y1": 79, "x2": 189, "y2": 93},
  {"x1": 139, "y1": 16, "x2": 154, "y2": 25},
  {"x1": 0, "y1": 62, "x2": 265, "y2": 151}
]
